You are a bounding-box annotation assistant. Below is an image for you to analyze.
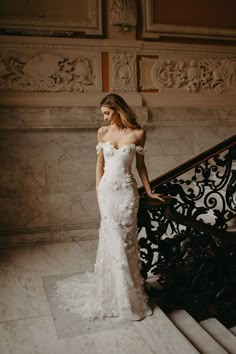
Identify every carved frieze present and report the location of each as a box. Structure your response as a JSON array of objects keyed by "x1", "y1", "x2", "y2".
[
  {"x1": 140, "y1": 57, "x2": 236, "y2": 93},
  {"x1": 0, "y1": 52, "x2": 101, "y2": 92},
  {"x1": 110, "y1": 53, "x2": 137, "y2": 92}
]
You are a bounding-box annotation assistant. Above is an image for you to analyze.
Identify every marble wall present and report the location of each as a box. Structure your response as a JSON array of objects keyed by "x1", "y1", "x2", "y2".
[
  {"x1": 145, "y1": 107, "x2": 236, "y2": 181},
  {"x1": 0, "y1": 128, "x2": 98, "y2": 231},
  {"x1": 0, "y1": 14, "x2": 235, "y2": 243},
  {"x1": 0, "y1": 105, "x2": 235, "y2": 243}
]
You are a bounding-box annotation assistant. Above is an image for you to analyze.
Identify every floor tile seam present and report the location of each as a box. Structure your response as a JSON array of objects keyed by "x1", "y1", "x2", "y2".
[
  {"x1": 133, "y1": 322, "x2": 180, "y2": 354},
  {"x1": 0, "y1": 314, "x2": 52, "y2": 324}
]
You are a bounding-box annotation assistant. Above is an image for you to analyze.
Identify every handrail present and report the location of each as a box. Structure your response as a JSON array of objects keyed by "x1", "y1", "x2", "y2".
[
  {"x1": 139, "y1": 134, "x2": 236, "y2": 195},
  {"x1": 139, "y1": 196, "x2": 236, "y2": 241},
  {"x1": 138, "y1": 136, "x2": 236, "y2": 327},
  {"x1": 163, "y1": 200, "x2": 235, "y2": 241}
]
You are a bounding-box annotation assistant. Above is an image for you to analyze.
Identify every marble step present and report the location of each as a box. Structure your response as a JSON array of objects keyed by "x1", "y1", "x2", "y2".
[
  {"x1": 200, "y1": 318, "x2": 236, "y2": 354},
  {"x1": 230, "y1": 326, "x2": 236, "y2": 336},
  {"x1": 168, "y1": 310, "x2": 227, "y2": 354},
  {"x1": 133, "y1": 306, "x2": 199, "y2": 354}
]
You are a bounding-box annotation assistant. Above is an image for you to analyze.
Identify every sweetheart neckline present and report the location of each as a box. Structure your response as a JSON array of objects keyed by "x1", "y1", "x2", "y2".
[{"x1": 102, "y1": 141, "x2": 136, "y2": 151}]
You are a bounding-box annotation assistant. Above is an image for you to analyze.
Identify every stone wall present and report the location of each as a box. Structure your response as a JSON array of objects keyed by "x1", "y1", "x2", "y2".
[
  {"x1": 0, "y1": 1, "x2": 236, "y2": 244},
  {"x1": 144, "y1": 107, "x2": 236, "y2": 180},
  {"x1": 1, "y1": 104, "x2": 235, "y2": 244}
]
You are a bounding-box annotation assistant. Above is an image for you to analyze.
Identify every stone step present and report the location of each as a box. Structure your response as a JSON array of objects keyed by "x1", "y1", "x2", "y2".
[
  {"x1": 230, "y1": 326, "x2": 236, "y2": 336},
  {"x1": 168, "y1": 310, "x2": 227, "y2": 354},
  {"x1": 200, "y1": 318, "x2": 236, "y2": 354},
  {"x1": 133, "y1": 306, "x2": 199, "y2": 354}
]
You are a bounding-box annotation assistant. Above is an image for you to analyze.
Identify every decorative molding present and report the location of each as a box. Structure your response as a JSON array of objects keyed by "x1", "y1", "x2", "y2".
[
  {"x1": 0, "y1": 106, "x2": 148, "y2": 129},
  {"x1": 141, "y1": 91, "x2": 236, "y2": 107},
  {"x1": 0, "y1": 52, "x2": 102, "y2": 92},
  {"x1": 154, "y1": 57, "x2": 236, "y2": 93},
  {"x1": 0, "y1": 0, "x2": 103, "y2": 36},
  {"x1": 140, "y1": 56, "x2": 236, "y2": 93},
  {"x1": 111, "y1": 0, "x2": 137, "y2": 34},
  {"x1": 0, "y1": 92, "x2": 143, "y2": 107},
  {"x1": 142, "y1": 0, "x2": 236, "y2": 41},
  {"x1": 0, "y1": 36, "x2": 236, "y2": 106},
  {"x1": 139, "y1": 57, "x2": 158, "y2": 91},
  {"x1": 110, "y1": 53, "x2": 137, "y2": 92},
  {"x1": 1, "y1": 36, "x2": 236, "y2": 56}
]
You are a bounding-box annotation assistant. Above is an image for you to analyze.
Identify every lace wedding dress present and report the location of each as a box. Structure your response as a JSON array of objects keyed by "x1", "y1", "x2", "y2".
[{"x1": 55, "y1": 142, "x2": 152, "y2": 321}]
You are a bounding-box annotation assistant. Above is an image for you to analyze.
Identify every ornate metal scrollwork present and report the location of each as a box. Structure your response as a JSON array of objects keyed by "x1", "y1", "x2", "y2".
[{"x1": 138, "y1": 143, "x2": 236, "y2": 326}]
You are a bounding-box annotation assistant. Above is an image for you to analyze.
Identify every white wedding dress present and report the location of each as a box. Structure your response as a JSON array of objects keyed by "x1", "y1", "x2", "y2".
[{"x1": 55, "y1": 142, "x2": 152, "y2": 321}]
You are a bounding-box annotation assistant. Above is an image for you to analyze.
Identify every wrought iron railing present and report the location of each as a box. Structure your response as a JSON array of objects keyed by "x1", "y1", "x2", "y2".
[{"x1": 138, "y1": 135, "x2": 236, "y2": 326}]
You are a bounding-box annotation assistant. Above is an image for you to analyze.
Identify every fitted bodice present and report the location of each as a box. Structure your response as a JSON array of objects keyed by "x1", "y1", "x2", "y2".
[{"x1": 96, "y1": 142, "x2": 144, "y2": 178}]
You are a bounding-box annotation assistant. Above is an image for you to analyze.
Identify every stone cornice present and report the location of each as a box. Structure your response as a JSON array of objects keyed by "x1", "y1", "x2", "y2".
[
  {"x1": 0, "y1": 105, "x2": 148, "y2": 129},
  {"x1": 0, "y1": 35, "x2": 236, "y2": 55}
]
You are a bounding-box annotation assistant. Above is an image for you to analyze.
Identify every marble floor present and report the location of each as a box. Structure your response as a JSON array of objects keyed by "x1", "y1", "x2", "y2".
[{"x1": 0, "y1": 237, "x2": 198, "y2": 354}]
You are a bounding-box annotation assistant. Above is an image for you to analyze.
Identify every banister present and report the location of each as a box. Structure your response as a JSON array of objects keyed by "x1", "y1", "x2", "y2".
[
  {"x1": 139, "y1": 134, "x2": 236, "y2": 195},
  {"x1": 163, "y1": 200, "x2": 235, "y2": 241},
  {"x1": 137, "y1": 135, "x2": 236, "y2": 327},
  {"x1": 139, "y1": 196, "x2": 236, "y2": 241}
]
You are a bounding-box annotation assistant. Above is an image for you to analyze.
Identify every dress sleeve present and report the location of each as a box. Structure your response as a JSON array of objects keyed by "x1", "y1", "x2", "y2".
[
  {"x1": 96, "y1": 143, "x2": 103, "y2": 154},
  {"x1": 135, "y1": 145, "x2": 145, "y2": 156}
]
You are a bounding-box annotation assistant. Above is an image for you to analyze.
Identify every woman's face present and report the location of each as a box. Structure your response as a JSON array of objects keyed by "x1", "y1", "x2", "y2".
[{"x1": 101, "y1": 106, "x2": 119, "y2": 125}]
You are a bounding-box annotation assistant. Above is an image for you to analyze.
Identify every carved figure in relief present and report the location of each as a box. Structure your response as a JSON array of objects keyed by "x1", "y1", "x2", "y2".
[
  {"x1": 152, "y1": 57, "x2": 236, "y2": 93},
  {"x1": 54, "y1": 93, "x2": 165, "y2": 321},
  {"x1": 224, "y1": 58, "x2": 236, "y2": 90},
  {"x1": 0, "y1": 53, "x2": 95, "y2": 92},
  {"x1": 0, "y1": 57, "x2": 24, "y2": 90},
  {"x1": 187, "y1": 60, "x2": 201, "y2": 81},
  {"x1": 111, "y1": 0, "x2": 137, "y2": 33},
  {"x1": 57, "y1": 57, "x2": 94, "y2": 91},
  {"x1": 22, "y1": 53, "x2": 61, "y2": 90}
]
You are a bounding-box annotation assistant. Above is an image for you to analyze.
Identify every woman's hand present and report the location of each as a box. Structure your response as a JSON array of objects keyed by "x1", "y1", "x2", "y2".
[{"x1": 147, "y1": 192, "x2": 166, "y2": 201}]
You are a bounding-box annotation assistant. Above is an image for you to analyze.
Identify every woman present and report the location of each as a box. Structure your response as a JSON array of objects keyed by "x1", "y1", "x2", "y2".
[{"x1": 55, "y1": 93, "x2": 164, "y2": 321}]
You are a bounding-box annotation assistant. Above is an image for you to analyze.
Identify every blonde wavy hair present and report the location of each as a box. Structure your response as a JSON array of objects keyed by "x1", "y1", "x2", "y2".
[{"x1": 100, "y1": 93, "x2": 141, "y2": 129}]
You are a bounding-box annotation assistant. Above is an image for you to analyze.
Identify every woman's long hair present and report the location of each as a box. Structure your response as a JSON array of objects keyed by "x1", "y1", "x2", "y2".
[{"x1": 100, "y1": 93, "x2": 141, "y2": 129}]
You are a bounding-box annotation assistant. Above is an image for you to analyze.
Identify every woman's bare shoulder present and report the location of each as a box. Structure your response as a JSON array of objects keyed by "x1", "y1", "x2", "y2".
[
  {"x1": 133, "y1": 128, "x2": 146, "y2": 143},
  {"x1": 97, "y1": 126, "x2": 109, "y2": 142}
]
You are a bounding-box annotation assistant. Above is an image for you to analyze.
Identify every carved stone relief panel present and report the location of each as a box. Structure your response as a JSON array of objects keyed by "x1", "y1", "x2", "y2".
[
  {"x1": 0, "y1": 51, "x2": 102, "y2": 92},
  {"x1": 110, "y1": 0, "x2": 137, "y2": 37},
  {"x1": 139, "y1": 56, "x2": 236, "y2": 93},
  {"x1": 110, "y1": 52, "x2": 137, "y2": 92}
]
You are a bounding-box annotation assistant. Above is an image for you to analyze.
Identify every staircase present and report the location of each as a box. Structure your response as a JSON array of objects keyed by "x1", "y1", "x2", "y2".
[
  {"x1": 166, "y1": 309, "x2": 236, "y2": 353},
  {"x1": 137, "y1": 135, "x2": 236, "y2": 352},
  {"x1": 133, "y1": 305, "x2": 236, "y2": 353}
]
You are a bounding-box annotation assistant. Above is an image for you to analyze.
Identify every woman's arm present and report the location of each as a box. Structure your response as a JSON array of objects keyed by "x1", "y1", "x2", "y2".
[
  {"x1": 96, "y1": 152, "x2": 104, "y2": 188},
  {"x1": 136, "y1": 129, "x2": 165, "y2": 201},
  {"x1": 96, "y1": 127, "x2": 105, "y2": 189}
]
